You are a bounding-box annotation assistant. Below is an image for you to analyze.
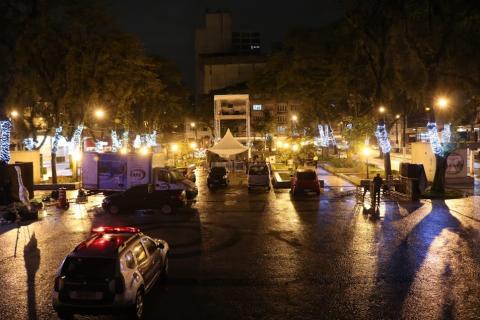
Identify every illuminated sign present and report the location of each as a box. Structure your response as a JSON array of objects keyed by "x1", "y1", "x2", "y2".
[{"x1": 252, "y1": 104, "x2": 262, "y2": 111}]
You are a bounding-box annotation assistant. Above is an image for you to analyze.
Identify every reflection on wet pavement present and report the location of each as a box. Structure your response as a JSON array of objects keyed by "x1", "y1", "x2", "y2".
[{"x1": 0, "y1": 169, "x2": 479, "y2": 319}]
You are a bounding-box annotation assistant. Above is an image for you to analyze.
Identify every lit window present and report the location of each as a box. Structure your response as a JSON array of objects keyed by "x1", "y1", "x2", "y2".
[{"x1": 252, "y1": 104, "x2": 262, "y2": 111}]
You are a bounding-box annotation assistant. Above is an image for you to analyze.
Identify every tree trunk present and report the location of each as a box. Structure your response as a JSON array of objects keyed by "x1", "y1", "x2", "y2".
[
  {"x1": 384, "y1": 152, "x2": 392, "y2": 178},
  {"x1": 431, "y1": 153, "x2": 447, "y2": 193},
  {"x1": 51, "y1": 152, "x2": 58, "y2": 184}
]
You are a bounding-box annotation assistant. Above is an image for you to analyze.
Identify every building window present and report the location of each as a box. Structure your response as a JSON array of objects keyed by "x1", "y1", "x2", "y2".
[
  {"x1": 277, "y1": 104, "x2": 287, "y2": 113},
  {"x1": 277, "y1": 115, "x2": 287, "y2": 124},
  {"x1": 252, "y1": 104, "x2": 262, "y2": 111},
  {"x1": 277, "y1": 126, "x2": 286, "y2": 134}
]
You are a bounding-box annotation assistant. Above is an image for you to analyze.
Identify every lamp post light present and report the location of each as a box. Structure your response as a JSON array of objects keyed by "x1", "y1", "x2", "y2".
[
  {"x1": 363, "y1": 146, "x2": 371, "y2": 179},
  {"x1": 94, "y1": 109, "x2": 105, "y2": 119},
  {"x1": 190, "y1": 122, "x2": 198, "y2": 145},
  {"x1": 395, "y1": 114, "x2": 400, "y2": 147},
  {"x1": 291, "y1": 115, "x2": 298, "y2": 137},
  {"x1": 10, "y1": 110, "x2": 19, "y2": 119},
  {"x1": 171, "y1": 143, "x2": 179, "y2": 167}
]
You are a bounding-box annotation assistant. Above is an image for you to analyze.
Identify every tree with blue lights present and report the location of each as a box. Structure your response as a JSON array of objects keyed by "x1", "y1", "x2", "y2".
[{"x1": 426, "y1": 122, "x2": 456, "y2": 193}]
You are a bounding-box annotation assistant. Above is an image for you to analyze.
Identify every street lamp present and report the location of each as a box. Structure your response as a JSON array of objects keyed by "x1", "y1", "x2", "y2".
[
  {"x1": 436, "y1": 97, "x2": 449, "y2": 109},
  {"x1": 291, "y1": 115, "x2": 298, "y2": 137},
  {"x1": 395, "y1": 114, "x2": 400, "y2": 147},
  {"x1": 190, "y1": 122, "x2": 198, "y2": 143},
  {"x1": 362, "y1": 146, "x2": 371, "y2": 179},
  {"x1": 94, "y1": 109, "x2": 105, "y2": 119},
  {"x1": 10, "y1": 110, "x2": 19, "y2": 119},
  {"x1": 171, "y1": 143, "x2": 179, "y2": 166},
  {"x1": 378, "y1": 106, "x2": 386, "y2": 114}
]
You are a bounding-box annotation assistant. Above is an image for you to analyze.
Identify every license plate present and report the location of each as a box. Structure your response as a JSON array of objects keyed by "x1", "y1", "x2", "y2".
[{"x1": 70, "y1": 291, "x2": 103, "y2": 300}]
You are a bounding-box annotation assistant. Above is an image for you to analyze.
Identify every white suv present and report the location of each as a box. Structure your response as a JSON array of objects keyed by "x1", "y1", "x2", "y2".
[{"x1": 52, "y1": 226, "x2": 169, "y2": 319}]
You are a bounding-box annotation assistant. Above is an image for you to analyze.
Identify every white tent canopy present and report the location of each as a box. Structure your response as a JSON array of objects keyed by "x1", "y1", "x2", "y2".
[{"x1": 208, "y1": 129, "x2": 248, "y2": 157}]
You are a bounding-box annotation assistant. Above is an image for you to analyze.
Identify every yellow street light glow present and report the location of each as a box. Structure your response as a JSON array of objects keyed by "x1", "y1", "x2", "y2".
[
  {"x1": 425, "y1": 107, "x2": 431, "y2": 111},
  {"x1": 436, "y1": 97, "x2": 449, "y2": 109},
  {"x1": 378, "y1": 106, "x2": 386, "y2": 114},
  {"x1": 120, "y1": 147, "x2": 128, "y2": 155},
  {"x1": 171, "y1": 143, "x2": 179, "y2": 152},
  {"x1": 190, "y1": 122, "x2": 196, "y2": 128},
  {"x1": 283, "y1": 142, "x2": 290, "y2": 149},
  {"x1": 396, "y1": 114, "x2": 400, "y2": 119},
  {"x1": 73, "y1": 150, "x2": 82, "y2": 161},
  {"x1": 276, "y1": 141, "x2": 283, "y2": 148},
  {"x1": 139, "y1": 146, "x2": 149, "y2": 155},
  {"x1": 189, "y1": 142, "x2": 198, "y2": 149},
  {"x1": 95, "y1": 109, "x2": 105, "y2": 119},
  {"x1": 362, "y1": 146, "x2": 371, "y2": 157},
  {"x1": 10, "y1": 110, "x2": 19, "y2": 118},
  {"x1": 292, "y1": 144, "x2": 299, "y2": 152},
  {"x1": 291, "y1": 115, "x2": 298, "y2": 121}
]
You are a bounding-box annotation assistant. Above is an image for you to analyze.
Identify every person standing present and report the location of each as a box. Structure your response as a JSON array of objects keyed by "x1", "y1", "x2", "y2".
[{"x1": 373, "y1": 174, "x2": 383, "y2": 207}]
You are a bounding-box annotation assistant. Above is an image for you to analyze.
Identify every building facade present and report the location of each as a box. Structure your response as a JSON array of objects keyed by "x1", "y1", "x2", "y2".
[{"x1": 195, "y1": 11, "x2": 265, "y2": 96}]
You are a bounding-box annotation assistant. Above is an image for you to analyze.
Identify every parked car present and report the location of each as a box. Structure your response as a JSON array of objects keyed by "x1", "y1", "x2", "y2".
[
  {"x1": 52, "y1": 226, "x2": 169, "y2": 319},
  {"x1": 290, "y1": 169, "x2": 320, "y2": 195},
  {"x1": 102, "y1": 184, "x2": 187, "y2": 214},
  {"x1": 207, "y1": 166, "x2": 229, "y2": 188},
  {"x1": 175, "y1": 165, "x2": 196, "y2": 183},
  {"x1": 247, "y1": 163, "x2": 271, "y2": 190},
  {"x1": 154, "y1": 168, "x2": 198, "y2": 200}
]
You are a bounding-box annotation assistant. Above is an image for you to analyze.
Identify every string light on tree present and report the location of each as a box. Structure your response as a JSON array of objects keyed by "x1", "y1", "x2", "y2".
[
  {"x1": 145, "y1": 131, "x2": 157, "y2": 147},
  {"x1": 122, "y1": 131, "x2": 129, "y2": 148},
  {"x1": 0, "y1": 120, "x2": 12, "y2": 162},
  {"x1": 374, "y1": 123, "x2": 391, "y2": 154},
  {"x1": 442, "y1": 123, "x2": 451, "y2": 143},
  {"x1": 133, "y1": 135, "x2": 142, "y2": 149},
  {"x1": 24, "y1": 138, "x2": 35, "y2": 150},
  {"x1": 52, "y1": 127, "x2": 63, "y2": 154},
  {"x1": 71, "y1": 125, "x2": 84, "y2": 148},
  {"x1": 111, "y1": 130, "x2": 121, "y2": 152},
  {"x1": 426, "y1": 122, "x2": 444, "y2": 156}
]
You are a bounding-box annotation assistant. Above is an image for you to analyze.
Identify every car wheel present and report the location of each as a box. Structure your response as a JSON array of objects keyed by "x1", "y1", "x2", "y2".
[
  {"x1": 130, "y1": 289, "x2": 145, "y2": 320},
  {"x1": 107, "y1": 204, "x2": 120, "y2": 215},
  {"x1": 160, "y1": 204, "x2": 172, "y2": 215},
  {"x1": 57, "y1": 312, "x2": 73, "y2": 320}
]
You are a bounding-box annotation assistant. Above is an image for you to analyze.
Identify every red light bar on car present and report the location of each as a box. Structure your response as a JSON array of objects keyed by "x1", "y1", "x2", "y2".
[{"x1": 92, "y1": 226, "x2": 140, "y2": 234}]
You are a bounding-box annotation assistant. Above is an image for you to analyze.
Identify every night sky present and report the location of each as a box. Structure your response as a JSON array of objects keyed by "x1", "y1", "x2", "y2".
[{"x1": 102, "y1": 0, "x2": 344, "y2": 88}]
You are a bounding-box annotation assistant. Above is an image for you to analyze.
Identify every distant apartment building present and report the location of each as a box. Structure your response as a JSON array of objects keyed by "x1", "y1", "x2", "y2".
[
  {"x1": 250, "y1": 97, "x2": 303, "y2": 137},
  {"x1": 195, "y1": 11, "x2": 265, "y2": 96}
]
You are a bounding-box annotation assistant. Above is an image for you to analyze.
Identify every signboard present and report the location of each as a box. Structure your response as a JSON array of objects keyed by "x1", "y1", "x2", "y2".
[{"x1": 127, "y1": 154, "x2": 151, "y2": 188}]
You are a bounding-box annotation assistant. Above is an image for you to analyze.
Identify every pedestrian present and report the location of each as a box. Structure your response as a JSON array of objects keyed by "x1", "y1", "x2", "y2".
[{"x1": 373, "y1": 174, "x2": 383, "y2": 206}]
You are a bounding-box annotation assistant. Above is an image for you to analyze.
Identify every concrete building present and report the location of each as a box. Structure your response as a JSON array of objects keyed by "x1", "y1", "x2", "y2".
[
  {"x1": 195, "y1": 11, "x2": 265, "y2": 96},
  {"x1": 214, "y1": 94, "x2": 251, "y2": 141}
]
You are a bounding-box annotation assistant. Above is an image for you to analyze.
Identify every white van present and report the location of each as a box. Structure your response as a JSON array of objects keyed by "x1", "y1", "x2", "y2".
[{"x1": 247, "y1": 163, "x2": 271, "y2": 191}]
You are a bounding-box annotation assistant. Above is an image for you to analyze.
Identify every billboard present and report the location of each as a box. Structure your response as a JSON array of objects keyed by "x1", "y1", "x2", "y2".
[{"x1": 98, "y1": 153, "x2": 128, "y2": 190}]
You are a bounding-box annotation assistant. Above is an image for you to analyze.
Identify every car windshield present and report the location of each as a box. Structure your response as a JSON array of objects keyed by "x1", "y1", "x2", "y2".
[
  {"x1": 210, "y1": 167, "x2": 226, "y2": 175},
  {"x1": 170, "y1": 170, "x2": 184, "y2": 181},
  {"x1": 249, "y1": 165, "x2": 268, "y2": 175},
  {"x1": 297, "y1": 171, "x2": 317, "y2": 180},
  {"x1": 62, "y1": 257, "x2": 116, "y2": 280}
]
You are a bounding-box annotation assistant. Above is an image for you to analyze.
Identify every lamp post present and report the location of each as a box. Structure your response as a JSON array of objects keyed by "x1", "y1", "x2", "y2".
[
  {"x1": 363, "y1": 146, "x2": 371, "y2": 179},
  {"x1": 395, "y1": 114, "x2": 400, "y2": 148},
  {"x1": 190, "y1": 122, "x2": 198, "y2": 145},
  {"x1": 291, "y1": 115, "x2": 298, "y2": 137}
]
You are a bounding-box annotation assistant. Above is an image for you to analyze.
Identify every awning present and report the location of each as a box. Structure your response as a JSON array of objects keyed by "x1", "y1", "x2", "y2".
[{"x1": 208, "y1": 129, "x2": 248, "y2": 157}]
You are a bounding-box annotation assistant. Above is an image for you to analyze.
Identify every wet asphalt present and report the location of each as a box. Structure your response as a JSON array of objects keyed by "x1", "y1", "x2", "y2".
[{"x1": 0, "y1": 169, "x2": 479, "y2": 320}]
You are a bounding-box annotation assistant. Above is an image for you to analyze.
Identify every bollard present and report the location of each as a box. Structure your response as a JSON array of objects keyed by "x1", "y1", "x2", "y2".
[{"x1": 56, "y1": 187, "x2": 69, "y2": 210}]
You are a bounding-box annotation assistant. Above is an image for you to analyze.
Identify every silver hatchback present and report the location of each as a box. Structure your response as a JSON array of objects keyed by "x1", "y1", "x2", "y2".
[{"x1": 52, "y1": 226, "x2": 169, "y2": 319}]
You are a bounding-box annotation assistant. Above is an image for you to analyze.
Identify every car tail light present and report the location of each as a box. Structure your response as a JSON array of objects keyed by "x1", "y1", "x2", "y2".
[
  {"x1": 92, "y1": 226, "x2": 140, "y2": 234},
  {"x1": 109, "y1": 276, "x2": 125, "y2": 293},
  {"x1": 54, "y1": 276, "x2": 65, "y2": 292}
]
